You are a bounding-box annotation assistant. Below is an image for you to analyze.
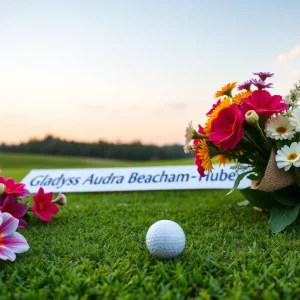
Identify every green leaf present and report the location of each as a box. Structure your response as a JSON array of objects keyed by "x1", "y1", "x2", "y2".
[
  {"x1": 271, "y1": 186, "x2": 300, "y2": 207},
  {"x1": 269, "y1": 204, "x2": 300, "y2": 233},
  {"x1": 239, "y1": 188, "x2": 277, "y2": 209},
  {"x1": 226, "y1": 170, "x2": 253, "y2": 196},
  {"x1": 276, "y1": 140, "x2": 287, "y2": 151}
]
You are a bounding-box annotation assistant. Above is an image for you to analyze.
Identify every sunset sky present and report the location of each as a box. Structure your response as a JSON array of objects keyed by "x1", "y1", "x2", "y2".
[{"x1": 1, "y1": 1, "x2": 300, "y2": 145}]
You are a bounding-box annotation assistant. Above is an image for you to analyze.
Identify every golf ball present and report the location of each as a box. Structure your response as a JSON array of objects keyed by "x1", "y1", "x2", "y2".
[{"x1": 146, "y1": 220, "x2": 185, "y2": 259}]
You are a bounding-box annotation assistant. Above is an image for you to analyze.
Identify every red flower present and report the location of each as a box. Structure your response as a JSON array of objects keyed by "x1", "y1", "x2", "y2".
[
  {"x1": 0, "y1": 196, "x2": 28, "y2": 228},
  {"x1": 193, "y1": 125, "x2": 206, "y2": 177},
  {"x1": 0, "y1": 177, "x2": 30, "y2": 201},
  {"x1": 32, "y1": 188, "x2": 59, "y2": 222},
  {"x1": 240, "y1": 90, "x2": 288, "y2": 117},
  {"x1": 209, "y1": 104, "x2": 245, "y2": 150}
]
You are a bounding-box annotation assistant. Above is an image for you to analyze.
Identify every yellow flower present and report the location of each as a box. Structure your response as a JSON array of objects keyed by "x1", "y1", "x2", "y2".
[
  {"x1": 233, "y1": 91, "x2": 252, "y2": 105},
  {"x1": 235, "y1": 150, "x2": 243, "y2": 156},
  {"x1": 215, "y1": 154, "x2": 230, "y2": 166},
  {"x1": 215, "y1": 150, "x2": 242, "y2": 166},
  {"x1": 215, "y1": 82, "x2": 237, "y2": 98},
  {"x1": 204, "y1": 97, "x2": 231, "y2": 135},
  {"x1": 196, "y1": 140, "x2": 213, "y2": 172}
]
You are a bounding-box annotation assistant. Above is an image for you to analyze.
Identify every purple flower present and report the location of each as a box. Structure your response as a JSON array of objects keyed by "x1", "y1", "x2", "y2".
[
  {"x1": 238, "y1": 80, "x2": 252, "y2": 91},
  {"x1": 251, "y1": 79, "x2": 273, "y2": 90},
  {"x1": 0, "y1": 196, "x2": 28, "y2": 228},
  {"x1": 0, "y1": 212, "x2": 29, "y2": 261},
  {"x1": 253, "y1": 72, "x2": 274, "y2": 81}
]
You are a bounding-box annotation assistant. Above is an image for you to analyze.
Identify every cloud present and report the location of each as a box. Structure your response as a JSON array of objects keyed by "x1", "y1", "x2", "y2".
[{"x1": 275, "y1": 45, "x2": 300, "y2": 65}]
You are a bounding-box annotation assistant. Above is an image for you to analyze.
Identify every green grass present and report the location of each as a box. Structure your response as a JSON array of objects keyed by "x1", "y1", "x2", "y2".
[
  {"x1": 1, "y1": 153, "x2": 300, "y2": 299},
  {"x1": 0, "y1": 153, "x2": 192, "y2": 181}
]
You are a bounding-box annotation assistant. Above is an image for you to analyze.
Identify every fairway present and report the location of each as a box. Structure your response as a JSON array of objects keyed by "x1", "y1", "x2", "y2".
[
  {"x1": 1, "y1": 153, "x2": 300, "y2": 299},
  {"x1": 0, "y1": 153, "x2": 193, "y2": 182}
]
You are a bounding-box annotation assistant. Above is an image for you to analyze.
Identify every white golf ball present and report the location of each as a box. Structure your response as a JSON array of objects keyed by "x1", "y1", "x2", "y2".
[{"x1": 146, "y1": 220, "x2": 186, "y2": 259}]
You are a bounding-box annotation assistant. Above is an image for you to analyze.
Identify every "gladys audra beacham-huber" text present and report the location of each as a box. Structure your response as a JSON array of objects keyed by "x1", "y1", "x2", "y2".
[{"x1": 29, "y1": 169, "x2": 237, "y2": 189}]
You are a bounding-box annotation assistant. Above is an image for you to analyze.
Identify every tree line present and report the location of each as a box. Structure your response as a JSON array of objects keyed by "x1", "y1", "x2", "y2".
[{"x1": 0, "y1": 135, "x2": 192, "y2": 161}]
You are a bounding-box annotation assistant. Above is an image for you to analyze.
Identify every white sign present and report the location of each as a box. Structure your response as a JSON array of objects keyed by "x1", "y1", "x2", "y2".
[{"x1": 21, "y1": 165, "x2": 251, "y2": 193}]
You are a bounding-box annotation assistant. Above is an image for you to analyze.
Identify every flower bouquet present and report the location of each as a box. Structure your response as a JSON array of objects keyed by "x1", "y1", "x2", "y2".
[
  {"x1": 184, "y1": 72, "x2": 300, "y2": 232},
  {"x1": 0, "y1": 176, "x2": 66, "y2": 261}
]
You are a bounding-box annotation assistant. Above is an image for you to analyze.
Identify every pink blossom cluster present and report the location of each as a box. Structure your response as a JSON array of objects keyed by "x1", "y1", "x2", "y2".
[{"x1": 0, "y1": 176, "x2": 67, "y2": 261}]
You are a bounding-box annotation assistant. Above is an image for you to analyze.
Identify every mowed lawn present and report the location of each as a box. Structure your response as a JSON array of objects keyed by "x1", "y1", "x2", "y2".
[
  {"x1": 0, "y1": 153, "x2": 193, "y2": 182},
  {"x1": 1, "y1": 153, "x2": 300, "y2": 299}
]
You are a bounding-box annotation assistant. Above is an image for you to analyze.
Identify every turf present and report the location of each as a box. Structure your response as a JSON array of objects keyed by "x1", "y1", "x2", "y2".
[
  {"x1": 1, "y1": 153, "x2": 300, "y2": 299},
  {"x1": 0, "y1": 153, "x2": 192, "y2": 181}
]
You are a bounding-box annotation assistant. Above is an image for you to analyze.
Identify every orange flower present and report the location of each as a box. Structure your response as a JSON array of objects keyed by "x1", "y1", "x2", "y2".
[
  {"x1": 233, "y1": 91, "x2": 252, "y2": 105},
  {"x1": 195, "y1": 140, "x2": 213, "y2": 172},
  {"x1": 215, "y1": 153, "x2": 241, "y2": 166},
  {"x1": 204, "y1": 97, "x2": 231, "y2": 135},
  {"x1": 215, "y1": 82, "x2": 237, "y2": 98},
  {"x1": 215, "y1": 154, "x2": 230, "y2": 166}
]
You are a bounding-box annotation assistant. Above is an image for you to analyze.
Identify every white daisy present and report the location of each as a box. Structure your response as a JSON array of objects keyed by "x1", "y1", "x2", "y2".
[
  {"x1": 289, "y1": 107, "x2": 300, "y2": 132},
  {"x1": 264, "y1": 114, "x2": 296, "y2": 140},
  {"x1": 282, "y1": 106, "x2": 293, "y2": 117},
  {"x1": 283, "y1": 94, "x2": 292, "y2": 105},
  {"x1": 183, "y1": 144, "x2": 194, "y2": 154},
  {"x1": 285, "y1": 90, "x2": 300, "y2": 108},
  {"x1": 276, "y1": 142, "x2": 300, "y2": 171},
  {"x1": 185, "y1": 121, "x2": 195, "y2": 145}
]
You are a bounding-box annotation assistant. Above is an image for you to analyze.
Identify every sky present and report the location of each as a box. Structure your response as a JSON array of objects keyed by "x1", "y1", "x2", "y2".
[{"x1": 1, "y1": 0, "x2": 300, "y2": 146}]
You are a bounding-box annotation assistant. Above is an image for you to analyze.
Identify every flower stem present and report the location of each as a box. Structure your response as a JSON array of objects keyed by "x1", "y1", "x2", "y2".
[
  {"x1": 254, "y1": 123, "x2": 272, "y2": 152},
  {"x1": 243, "y1": 132, "x2": 269, "y2": 160},
  {"x1": 193, "y1": 131, "x2": 208, "y2": 140},
  {"x1": 294, "y1": 168, "x2": 300, "y2": 187}
]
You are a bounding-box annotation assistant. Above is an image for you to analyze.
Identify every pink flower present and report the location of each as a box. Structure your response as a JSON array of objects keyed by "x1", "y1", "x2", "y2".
[
  {"x1": 193, "y1": 125, "x2": 206, "y2": 177},
  {"x1": 250, "y1": 79, "x2": 273, "y2": 90},
  {"x1": 238, "y1": 80, "x2": 252, "y2": 91},
  {"x1": 240, "y1": 90, "x2": 288, "y2": 117},
  {"x1": 0, "y1": 196, "x2": 28, "y2": 228},
  {"x1": 0, "y1": 177, "x2": 30, "y2": 201},
  {"x1": 32, "y1": 188, "x2": 59, "y2": 222},
  {"x1": 209, "y1": 104, "x2": 245, "y2": 150},
  {"x1": 0, "y1": 212, "x2": 29, "y2": 261},
  {"x1": 253, "y1": 72, "x2": 274, "y2": 81}
]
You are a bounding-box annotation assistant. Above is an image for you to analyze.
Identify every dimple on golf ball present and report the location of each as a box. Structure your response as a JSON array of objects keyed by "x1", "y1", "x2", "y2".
[{"x1": 146, "y1": 220, "x2": 186, "y2": 259}]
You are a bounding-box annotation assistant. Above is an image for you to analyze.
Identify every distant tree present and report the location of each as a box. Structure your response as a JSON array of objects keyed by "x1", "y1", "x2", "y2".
[{"x1": 0, "y1": 135, "x2": 193, "y2": 161}]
